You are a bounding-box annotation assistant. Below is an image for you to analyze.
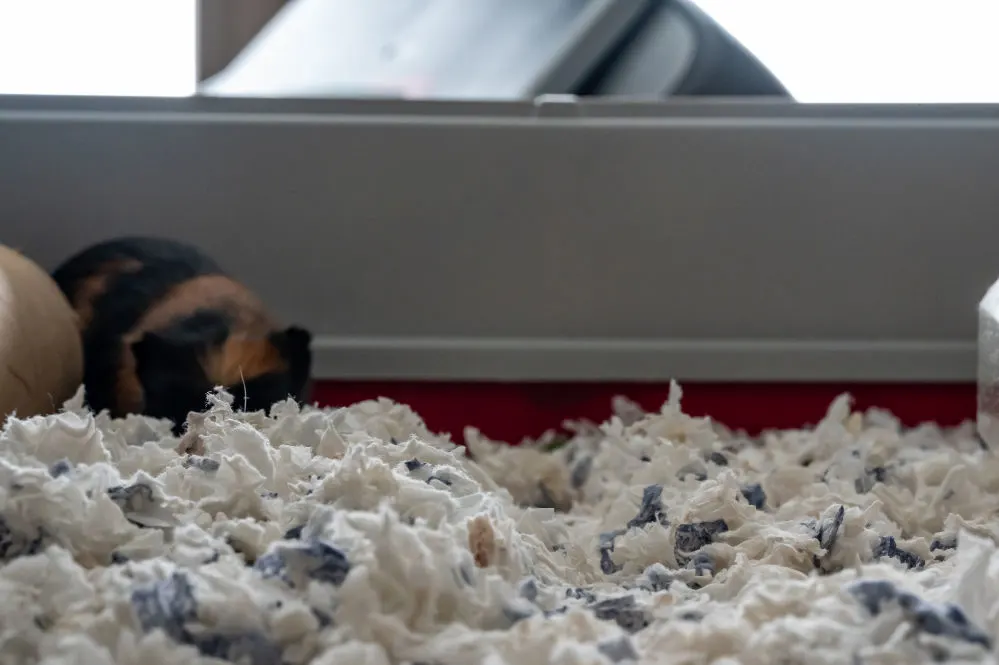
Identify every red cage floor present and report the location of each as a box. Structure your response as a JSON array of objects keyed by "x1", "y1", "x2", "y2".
[{"x1": 311, "y1": 381, "x2": 976, "y2": 445}]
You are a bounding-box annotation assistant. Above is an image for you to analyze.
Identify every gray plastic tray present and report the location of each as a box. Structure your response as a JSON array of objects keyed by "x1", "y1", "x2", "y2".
[{"x1": 1, "y1": 95, "x2": 997, "y2": 383}]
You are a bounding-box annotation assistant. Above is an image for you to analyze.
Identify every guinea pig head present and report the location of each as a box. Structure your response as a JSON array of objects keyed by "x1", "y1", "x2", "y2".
[
  {"x1": 131, "y1": 323, "x2": 313, "y2": 434},
  {"x1": 221, "y1": 326, "x2": 314, "y2": 414}
]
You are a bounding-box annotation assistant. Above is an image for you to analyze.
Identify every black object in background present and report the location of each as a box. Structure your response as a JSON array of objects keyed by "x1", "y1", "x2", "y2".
[{"x1": 577, "y1": 0, "x2": 790, "y2": 98}]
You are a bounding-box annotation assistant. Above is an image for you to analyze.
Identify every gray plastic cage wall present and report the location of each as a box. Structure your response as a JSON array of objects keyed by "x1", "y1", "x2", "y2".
[{"x1": 0, "y1": 95, "x2": 997, "y2": 383}]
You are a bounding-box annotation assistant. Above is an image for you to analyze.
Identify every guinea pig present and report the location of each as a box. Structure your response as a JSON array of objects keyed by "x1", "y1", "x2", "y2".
[{"x1": 52, "y1": 236, "x2": 312, "y2": 433}]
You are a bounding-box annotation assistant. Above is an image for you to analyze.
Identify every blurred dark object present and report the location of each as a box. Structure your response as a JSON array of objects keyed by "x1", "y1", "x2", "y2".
[{"x1": 579, "y1": 0, "x2": 790, "y2": 98}]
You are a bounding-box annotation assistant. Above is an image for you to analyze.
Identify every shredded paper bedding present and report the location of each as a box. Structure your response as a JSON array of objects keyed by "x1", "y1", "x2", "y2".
[{"x1": 1, "y1": 383, "x2": 998, "y2": 665}]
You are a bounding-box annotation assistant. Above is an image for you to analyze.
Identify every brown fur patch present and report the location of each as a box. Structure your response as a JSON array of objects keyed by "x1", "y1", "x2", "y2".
[
  {"x1": 69, "y1": 259, "x2": 143, "y2": 330},
  {"x1": 204, "y1": 336, "x2": 287, "y2": 389},
  {"x1": 127, "y1": 274, "x2": 273, "y2": 337},
  {"x1": 114, "y1": 362, "x2": 145, "y2": 416}
]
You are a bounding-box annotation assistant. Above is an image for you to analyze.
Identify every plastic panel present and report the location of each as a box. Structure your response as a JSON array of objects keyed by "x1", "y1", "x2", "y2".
[{"x1": 0, "y1": 96, "x2": 996, "y2": 382}]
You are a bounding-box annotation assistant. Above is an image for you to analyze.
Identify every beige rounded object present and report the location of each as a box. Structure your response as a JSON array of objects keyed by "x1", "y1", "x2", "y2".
[{"x1": 0, "y1": 245, "x2": 83, "y2": 421}]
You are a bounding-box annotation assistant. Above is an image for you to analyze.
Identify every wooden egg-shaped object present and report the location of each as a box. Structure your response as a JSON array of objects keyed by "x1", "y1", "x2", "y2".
[{"x1": 0, "y1": 245, "x2": 83, "y2": 421}]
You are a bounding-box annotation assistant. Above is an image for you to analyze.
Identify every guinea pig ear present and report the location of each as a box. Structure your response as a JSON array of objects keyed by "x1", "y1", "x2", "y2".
[{"x1": 270, "y1": 326, "x2": 312, "y2": 396}]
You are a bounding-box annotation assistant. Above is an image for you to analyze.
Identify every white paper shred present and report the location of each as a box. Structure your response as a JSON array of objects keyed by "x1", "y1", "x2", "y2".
[{"x1": 0, "y1": 385, "x2": 997, "y2": 664}]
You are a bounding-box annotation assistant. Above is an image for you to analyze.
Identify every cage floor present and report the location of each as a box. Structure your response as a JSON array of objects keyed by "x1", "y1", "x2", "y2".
[{"x1": 3, "y1": 383, "x2": 994, "y2": 664}]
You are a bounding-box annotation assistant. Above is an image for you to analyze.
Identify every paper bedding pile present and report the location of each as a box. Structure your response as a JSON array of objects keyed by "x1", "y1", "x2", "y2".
[{"x1": 2, "y1": 383, "x2": 998, "y2": 665}]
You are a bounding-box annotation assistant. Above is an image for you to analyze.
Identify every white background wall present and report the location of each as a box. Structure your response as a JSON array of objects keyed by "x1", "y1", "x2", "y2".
[
  {"x1": 0, "y1": 0, "x2": 195, "y2": 96},
  {"x1": 692, "y1": 0, "x2": 999, "y2": 103}
]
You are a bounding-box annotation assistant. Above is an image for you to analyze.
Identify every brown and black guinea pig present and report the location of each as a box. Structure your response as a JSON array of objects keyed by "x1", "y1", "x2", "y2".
[{"x1": 52, "y1": 236, "x2": 312, "y2": 434}]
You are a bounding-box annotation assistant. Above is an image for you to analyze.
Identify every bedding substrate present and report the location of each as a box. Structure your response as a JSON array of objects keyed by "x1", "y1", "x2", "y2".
[{"x1": 1, "y1": 383, "x2": 998, "y2": 665}]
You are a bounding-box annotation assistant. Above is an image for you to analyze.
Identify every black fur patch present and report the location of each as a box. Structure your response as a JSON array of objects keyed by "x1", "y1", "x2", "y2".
[
  {"x1": 132, "y1": 315, "x2": 221, "y2": 431},
  {"x1": 226, "y1": 371, "x2": 294, "y2": 415}
]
